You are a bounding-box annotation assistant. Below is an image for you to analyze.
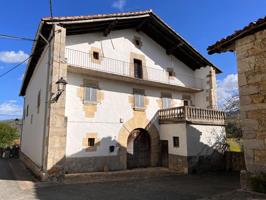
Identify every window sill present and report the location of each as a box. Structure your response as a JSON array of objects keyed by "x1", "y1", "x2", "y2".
[
  {"x1": 84, "y1": 101, "x2": 98, "y2": 105},
  {"x1": 133, "y1": 107, "x2": 145, "y2": 111}
]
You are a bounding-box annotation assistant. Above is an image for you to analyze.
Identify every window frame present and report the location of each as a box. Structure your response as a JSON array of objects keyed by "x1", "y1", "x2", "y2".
[
  {"x1": 133, "y1": 59, "x2": 143, "y2": 79},
  {"x1": 133, "y1": 88, "x2": 145, "y2": 109},
  {"x1": 83, "y1": 80, "x2": 98, "y2": 104},
  {"x1": 37, "y1": 90, "x2": 41, "y2": 114},
  {"x1": 88, "y1": 138, "x2": 95, "y2": 147},
  {"x1": 161, "y1": 92, "x2": 172, "y2": 109},
  {"x1": 173, "y1": 136, "x2": 180, "y2": 148}
]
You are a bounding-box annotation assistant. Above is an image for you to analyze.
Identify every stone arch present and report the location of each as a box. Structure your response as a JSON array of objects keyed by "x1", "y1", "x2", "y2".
[
  {"x1": 127, "y1": 128, "x2": 151, "y2": 169},
  {"x1": 117, "y1": 112, "x2": 160, "y2": 169}
]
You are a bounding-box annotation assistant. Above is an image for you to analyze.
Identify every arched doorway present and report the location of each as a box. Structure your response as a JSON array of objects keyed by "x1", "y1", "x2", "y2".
[{"x1": 127, "y1": 128, "x2": 150, "y2": 169}]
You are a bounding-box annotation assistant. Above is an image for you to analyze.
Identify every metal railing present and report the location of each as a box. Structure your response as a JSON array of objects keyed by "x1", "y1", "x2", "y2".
[
  {"x1": 158, "y1": 106, "x2": 225, "y2": 125},
  {"x1": 65, "y1": 48, "x2": 203, "y2": 89}
]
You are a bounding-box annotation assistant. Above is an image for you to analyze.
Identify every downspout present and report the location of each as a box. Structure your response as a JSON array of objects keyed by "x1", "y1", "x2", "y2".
[{"x1": 39, "y1": 26, "x2": 54, "y2": 176}]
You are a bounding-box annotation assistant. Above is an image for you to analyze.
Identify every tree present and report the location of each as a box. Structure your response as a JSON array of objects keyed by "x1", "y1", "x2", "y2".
[
  {"x1": 0, "y1": 123, "x2": 19, "y2": 148},
  {"x1": 221, "y1": 93, "x2": 242, "y2": 138}
]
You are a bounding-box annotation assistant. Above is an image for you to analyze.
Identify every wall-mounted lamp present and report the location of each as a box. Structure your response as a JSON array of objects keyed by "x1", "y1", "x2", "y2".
[{"x1": 51, "y1": 77, "x2": 67, "y2": 103}]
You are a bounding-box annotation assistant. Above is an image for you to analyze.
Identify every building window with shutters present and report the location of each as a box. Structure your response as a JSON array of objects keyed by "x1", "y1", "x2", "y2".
[
  {"x1": 133, "y1": 59, "x2": 143, "y2": 79},
  {"x1": 83, "y1": 80, "x2": 98, "y2": 104},
  {"x1": 133, "y1": 88, "x2": 145, "y2": 110},
  {"x1": 161, "y1": 92, "x2": 172, "y2": 109}
]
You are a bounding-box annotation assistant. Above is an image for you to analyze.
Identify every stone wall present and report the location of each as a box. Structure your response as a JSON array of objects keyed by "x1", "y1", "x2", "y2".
[
  {"x1": 43, "y1": 25, "x2": 68, "y2": 179},
  {"x1": 235, "y1": 29, "x2": 266, "y2": 174}
]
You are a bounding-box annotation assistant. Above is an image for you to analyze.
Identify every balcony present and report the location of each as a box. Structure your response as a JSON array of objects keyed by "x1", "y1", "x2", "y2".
[
  {"x1": 65, "y1": 48, "x2": 204, "y2": 91},
  {"x1": 159, "y1": 106, "x2": 225, "y2": 125}
]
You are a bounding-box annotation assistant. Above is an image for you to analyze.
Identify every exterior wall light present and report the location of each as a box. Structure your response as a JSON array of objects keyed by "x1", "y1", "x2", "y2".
[{"x1": 51, "y1": 77, "x2": 67, "y2": 103}]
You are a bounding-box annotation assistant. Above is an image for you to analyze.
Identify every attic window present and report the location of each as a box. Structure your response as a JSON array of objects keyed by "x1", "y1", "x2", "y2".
[
  {"x1": 133, "y1": 36, "x2": 142, "y2": 48},
  {"x1": 88, "y1": 138, "x2": 95, "y2": 147},
  {"x1": 167, "y1": 68, "x2": 175, "y2": 77},
  {"x1": 93, "y1": 51, "x2": 99, "y2": 60}
]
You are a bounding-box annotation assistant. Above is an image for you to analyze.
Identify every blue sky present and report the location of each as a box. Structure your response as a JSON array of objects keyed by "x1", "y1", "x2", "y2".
[{"x1": 0, "y1": 0, "x2": 265, "y2": 120}]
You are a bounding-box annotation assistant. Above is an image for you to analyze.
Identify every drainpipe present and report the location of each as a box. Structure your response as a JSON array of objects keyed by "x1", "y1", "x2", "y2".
[{"x1": 39, "y1": 26, "x2": 54, "y2": 176}]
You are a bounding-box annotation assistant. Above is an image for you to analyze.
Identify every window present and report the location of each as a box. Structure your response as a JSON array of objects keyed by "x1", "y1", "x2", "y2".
[
  {"x1": 161, "y1": 93, "x2": 172, "y2": 109},
  {"x1": 133, "y1": 59, "x2": 143, "y2": 79},
  {"x1": 184, "y1": 100, "x2": 190, "y2": 106},
  {"x1": 88, "y1": 138, "x2": 95, "y2": 147},
  {"x1": 84, "y1": 86, "x2": 97, "y2": 103},
  {"x1": 93, "y1": 51, "x2": 99, "y2": 60},
  {"x1": 37, "y1": 90, "x2": 41, "y2": 114},
  {"x1": 133, "y1": 36, "x2": 142, "y2": 48},
  {"x1": 30, "y1": 114, "x2": 33, "y2": 124},
  {"x1": 26, "y1": 105, "x2": 29, "y2": 117},
  {"x1": 173, "y1": 137, "x2": 179, "y2": 148},
  {"x1": 167, "y1": 68, "x2": 175, "y2": 77},
  {"x1": 133, "y1": 89, "x2": 145, "y2": 109}
]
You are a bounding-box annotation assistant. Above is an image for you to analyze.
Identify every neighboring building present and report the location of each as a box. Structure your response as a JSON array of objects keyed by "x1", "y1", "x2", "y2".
[
  {"x1": 208, "y1": 16, "x2": 266, "y2": 186},
  {"x1": 20, "y1": 10, "x2": 225, "y2": 180}
]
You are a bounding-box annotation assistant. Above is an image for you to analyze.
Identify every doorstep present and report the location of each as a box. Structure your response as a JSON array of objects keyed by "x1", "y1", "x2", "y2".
[{"x1": 64, "y1": 167, "x2": 182, "y2": 184}]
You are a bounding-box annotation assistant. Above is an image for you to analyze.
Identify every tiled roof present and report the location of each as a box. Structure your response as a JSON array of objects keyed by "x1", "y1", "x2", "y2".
[
  {"x1": 208, "y1": 16, "x2": 266, "y2": 54},
  {"x1": 42, "y1": 10, "x2": 152, "y2": 22}
]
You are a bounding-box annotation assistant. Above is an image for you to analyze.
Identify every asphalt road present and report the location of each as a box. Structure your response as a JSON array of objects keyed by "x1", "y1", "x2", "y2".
[{"x1": 0, "y1": 159, "x2": 265, "y2": 200}]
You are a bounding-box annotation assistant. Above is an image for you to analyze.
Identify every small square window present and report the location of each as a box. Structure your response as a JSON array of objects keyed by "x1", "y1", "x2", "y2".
[
  {"x1": 167, "y1": 68, "x2": 175, "y2": 77},
  {"x1": 88, "y1": 138, "x2": 95, "y2": 147},
  {"x1": 133, "y1": 36, "x2": 142, "y2": 48},
  {"x1": 93, "y1": 51, "x2": 99, "y2": 60},
  {"x1": 173, "y1": 137, "x2": 179, "y2": 148}
]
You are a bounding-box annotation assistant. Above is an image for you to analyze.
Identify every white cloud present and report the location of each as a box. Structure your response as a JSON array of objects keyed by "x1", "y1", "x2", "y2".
[
  {"x1": 217, "y1": 74, "x2": 239, "y2": 108},
  {"x1": 0, "y1": 50, "x2": 29, "y2": 63},
  {"x1": 0, "y1": 100, "x2": 22, "y2": 119},
  {"x1": 112, "y1": 0, "x2": 126, "y2": 11}
]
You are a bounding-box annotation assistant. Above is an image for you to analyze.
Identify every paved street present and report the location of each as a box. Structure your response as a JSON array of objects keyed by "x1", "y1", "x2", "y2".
[{"x1": 1, "y1": 159, "x2": 266, "y2": 200}]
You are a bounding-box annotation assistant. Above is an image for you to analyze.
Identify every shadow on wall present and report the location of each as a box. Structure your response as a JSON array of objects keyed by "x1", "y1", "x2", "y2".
[{"x1": 186, "y1": 126, "x2": 228, "y2": 174}]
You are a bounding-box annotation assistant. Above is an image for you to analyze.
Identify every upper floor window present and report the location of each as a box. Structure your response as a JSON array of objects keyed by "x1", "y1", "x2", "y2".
[
  {"x1": 88, "y1": 138, "x2": 95, "y2": 147},
  {"x1": 84, "y1": 85, "x2": 97, "y2": 103},
  {"x1": 133, "y1": 88, "x2": 145, "y2": 109},
  {"x1": 37, "y1": 90, "x2": 41, "y2": 114},
  {"x1": 133, "y1": 59, "x2": 143, "y2": 79},
  {"x1": 93, "y1": 51, "x2": 99, "y2": 60},
  {"x1": 162, "y1": 93, "x2": 172, "y2": 109}
]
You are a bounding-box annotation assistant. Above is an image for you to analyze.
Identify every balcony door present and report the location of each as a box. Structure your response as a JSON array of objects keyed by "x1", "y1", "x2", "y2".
[{"x1": 134, "y1": 59, "x2": 143, "y2": 79}]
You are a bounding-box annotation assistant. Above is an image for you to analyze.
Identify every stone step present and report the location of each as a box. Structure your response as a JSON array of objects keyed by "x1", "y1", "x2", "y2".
[{"x1": 64, "y1": 167, "x2": 182, "y2": 184}]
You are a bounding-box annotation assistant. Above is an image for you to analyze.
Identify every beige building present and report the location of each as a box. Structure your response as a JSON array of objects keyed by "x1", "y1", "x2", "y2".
[
  {"x1": 20, "y1": 10, "x2": 225, "y2": 180},
  {"x1": 208, "y1": 16, "x2": 266, "y2": 186}
]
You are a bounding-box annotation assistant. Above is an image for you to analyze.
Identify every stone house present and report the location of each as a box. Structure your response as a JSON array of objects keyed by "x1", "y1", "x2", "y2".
[
  {"x1": 208, "y1": 16, "x2": 266, "y2": 183},
  {"x1": 20, "y1": 10, "x2": 226, "y2": 180}
]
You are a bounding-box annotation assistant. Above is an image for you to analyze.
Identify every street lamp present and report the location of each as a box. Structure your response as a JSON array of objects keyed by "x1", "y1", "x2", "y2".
[{"x1": 51, "y1": 77, "x2": 67, "y2": 103}]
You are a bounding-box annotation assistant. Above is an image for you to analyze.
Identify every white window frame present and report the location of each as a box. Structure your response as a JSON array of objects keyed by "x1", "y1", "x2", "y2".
[
  {"x1": 84, "y1": 86, "x2": 97, "y2": 103},
  {"x1": 133, "y1": 89, "x2": 145, "y2": 109}
]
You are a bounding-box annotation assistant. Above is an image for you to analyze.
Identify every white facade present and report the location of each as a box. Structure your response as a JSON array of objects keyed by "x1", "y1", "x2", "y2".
[
  {"x1": 21, "y1": 47, "x2": 49, "y2": 167},
  {"x1": 64, "y1": 29, "x2": 215, "y2": 159}
]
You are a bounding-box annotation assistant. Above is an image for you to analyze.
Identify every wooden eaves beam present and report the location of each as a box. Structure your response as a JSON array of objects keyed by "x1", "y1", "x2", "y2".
[
  {"x1": 166, "y1": 43, "x2": 183, "y2": 55},
  {"x1": 103, "y1": 20, "x2": 118, "y2": 36},
  {"x1": 136, "y1": 19, "x2": 149, "y2": 32}
]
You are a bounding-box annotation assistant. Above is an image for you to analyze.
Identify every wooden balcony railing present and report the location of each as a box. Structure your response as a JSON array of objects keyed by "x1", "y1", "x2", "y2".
[{"x1": 158, "y1": 106, "x2": 225, "y2": 125}]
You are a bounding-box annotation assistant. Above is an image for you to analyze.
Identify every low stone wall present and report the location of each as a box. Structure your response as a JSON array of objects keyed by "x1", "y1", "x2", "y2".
[
  {"x1": 64, "y1": 155, "x2": 125, "y2": 173},
  {"x1": 168, "y1": 154, "x2": 188, "y2": 173}
]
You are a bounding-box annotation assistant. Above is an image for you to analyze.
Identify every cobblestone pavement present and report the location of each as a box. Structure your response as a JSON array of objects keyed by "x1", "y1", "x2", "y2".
[{"x1": 1, "y1": 159, "x2": 266, "y2": 200}]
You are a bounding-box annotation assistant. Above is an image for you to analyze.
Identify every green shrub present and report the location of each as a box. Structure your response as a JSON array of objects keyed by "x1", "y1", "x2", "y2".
[{"x1": 0, "y1": 123, "x2": 19, "y2": 148}]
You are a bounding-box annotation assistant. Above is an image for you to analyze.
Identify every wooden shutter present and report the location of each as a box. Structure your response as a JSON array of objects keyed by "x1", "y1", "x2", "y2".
[
  {"x1": 85, "y1": 87, "x2": 97, "y2": 102},
  {"x1": 133, "y1": 88, "x2": 145, "y2": 108}
]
